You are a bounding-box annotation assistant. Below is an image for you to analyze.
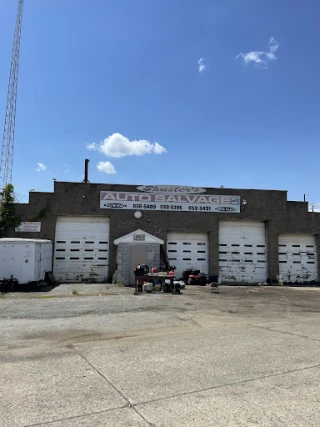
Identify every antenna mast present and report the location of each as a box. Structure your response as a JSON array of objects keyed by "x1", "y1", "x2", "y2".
[{"x1": 0, "y1": 0, "x2": 24, "y2": 191}]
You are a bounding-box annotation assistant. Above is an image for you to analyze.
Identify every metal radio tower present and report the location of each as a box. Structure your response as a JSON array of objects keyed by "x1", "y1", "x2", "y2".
[{"x1": 0, "y1": 0, "x2": 24, "y2": 191}]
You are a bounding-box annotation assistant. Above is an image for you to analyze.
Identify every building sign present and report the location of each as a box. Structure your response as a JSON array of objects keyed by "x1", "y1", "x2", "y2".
[
  {"x1": 15, "y1": 222, "x2": 41, "y2": 232},
  {"x1": 137, "y1": 185, "x2": 206, "y2": 194},
  {"x1": 134, "y1": 234, "x2": 145, "y2": 241},
  {"x1": 100, "y1": 191, "x2": 240, "y2": 213}
]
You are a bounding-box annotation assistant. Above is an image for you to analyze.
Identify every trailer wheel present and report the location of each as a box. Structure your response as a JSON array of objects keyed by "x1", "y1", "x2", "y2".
[{"x1": 45, "y1": 271, "x2": 56, "y2": 285}]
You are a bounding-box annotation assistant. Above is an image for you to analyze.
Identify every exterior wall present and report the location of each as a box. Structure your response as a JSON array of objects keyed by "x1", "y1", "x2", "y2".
[
  {"x1": 116, "y1": 243, "x2": 130, "y2": 285},
  {"x1": 10, "y1": 181, "x2": 320, "y2": 283}
]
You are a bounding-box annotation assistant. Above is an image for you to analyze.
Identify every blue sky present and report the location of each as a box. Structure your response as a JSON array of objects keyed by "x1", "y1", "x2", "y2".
[{"x1": 0, "y1": 0, "x2": 320, "y2": 203}]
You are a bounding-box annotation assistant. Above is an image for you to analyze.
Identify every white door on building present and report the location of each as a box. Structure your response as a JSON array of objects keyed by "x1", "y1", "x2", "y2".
[
  {"x1": 54, "y1": 216, "x2": 109, "y2": 282},
  {"x1": 219, "y1": 221, "x2": 267, "y2": 283},
  {"x1": 278, "y1": 234, "x2": 318, "y2": 283},
  {"x1": 167, "y1": 232, "x2": 209, "y2": 278}
]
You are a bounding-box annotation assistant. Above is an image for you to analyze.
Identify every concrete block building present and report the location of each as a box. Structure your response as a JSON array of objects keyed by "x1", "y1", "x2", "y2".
[{"x1": 11, "y1": 180, "x2": 320, "y2": 286}]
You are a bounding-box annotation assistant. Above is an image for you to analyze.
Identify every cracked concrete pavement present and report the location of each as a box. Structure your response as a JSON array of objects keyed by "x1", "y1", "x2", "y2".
[{"x1": 1, "y1": 285, "x2": 320, "y2": 426}]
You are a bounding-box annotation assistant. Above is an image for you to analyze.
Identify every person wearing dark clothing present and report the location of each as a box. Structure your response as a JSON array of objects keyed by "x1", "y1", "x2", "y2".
[{"x1": 134, "y1": 264, "x2": 149, "y2": 293}]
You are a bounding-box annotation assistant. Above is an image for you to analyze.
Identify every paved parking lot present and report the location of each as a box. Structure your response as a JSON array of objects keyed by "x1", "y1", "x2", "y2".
[{"x1": 1, "y1": 285, "x2": 320, "y2": 426}]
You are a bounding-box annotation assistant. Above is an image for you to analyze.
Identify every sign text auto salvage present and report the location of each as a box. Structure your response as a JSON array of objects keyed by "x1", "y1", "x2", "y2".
[{"x1": 100, "y1": 192, "x2": 240, "y2": 213}]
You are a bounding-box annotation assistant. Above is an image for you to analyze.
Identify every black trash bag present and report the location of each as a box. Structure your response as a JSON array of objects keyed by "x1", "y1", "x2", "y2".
[{"x1": 134, "y1": 264, "x2": 149, "y2": 276}]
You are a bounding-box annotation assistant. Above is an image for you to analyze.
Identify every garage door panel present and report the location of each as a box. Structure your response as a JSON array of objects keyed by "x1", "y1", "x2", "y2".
[
  {"x1": 278, "y1": 234, "x2": 318, "y2": 283},
  {"x1": 54, "y1": 217, "x2": 109, "y2": 282},
  {"x1": 219, "y1": 221, "x2": 267, "y2": 284},
  {"x1": 167, "y1": 232, "x2": 209, "y2": 278}
]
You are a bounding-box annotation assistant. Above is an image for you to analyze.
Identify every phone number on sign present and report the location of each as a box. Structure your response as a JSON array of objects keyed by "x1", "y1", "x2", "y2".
[
  {"x1": 132, "y1": 204, "x2": 184, "y2": 210},
  {"x1": 188, "y1": 206, "x2": 212, "y2": 211},
  {"x1": 160, "y1": 205, "x2": 182, "y2": 210},
  {"x1": 132, "y1": 204, "x2": 157, "y2": 210}
]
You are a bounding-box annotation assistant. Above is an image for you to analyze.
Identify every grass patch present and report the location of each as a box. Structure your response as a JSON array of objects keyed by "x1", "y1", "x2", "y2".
[
  {"x1": 72, "y1": 288, "x2": 79, "y2": 295},
  {"x1": 112, "y1": 270, "x2": 122, "y2": 286},
  {"x1": 0, "y1": 294, "x2": 6, "y2": 299}
]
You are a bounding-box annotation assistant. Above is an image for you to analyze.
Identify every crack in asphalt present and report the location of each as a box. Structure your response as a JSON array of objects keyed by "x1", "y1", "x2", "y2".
[
  {"x1": 0, "y1": 305, "x2": 191, "y2": 320},
  {"x1": 250, "y1": 324, "x2": 320, "y2": 343},
  {"x1": 133, "y1": 363, "x2": 320, "y2": 408},
  {"x1": 24, "y1": 405, "x2": 130, "y2": 427},
  {"x1": 173, "y1": 310, "x2": 204, "y2": 327},
  {"x1": 23, "y1": 362, "x2": 320, "y2": 427},
  {"x1": 73, "y1": 346, "x2": 155, "y2": 427}
]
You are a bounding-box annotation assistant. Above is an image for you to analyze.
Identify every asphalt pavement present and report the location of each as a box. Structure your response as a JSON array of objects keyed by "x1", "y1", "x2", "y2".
[{"x1": 1, "y1": 285, "x2": 320, "y2": 426}]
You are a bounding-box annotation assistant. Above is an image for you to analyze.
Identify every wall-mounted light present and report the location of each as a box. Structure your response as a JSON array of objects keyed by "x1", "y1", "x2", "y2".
[
  {"x1": 241, "y1": 199, "x2": 248, "y2": 212},
  {"x1": 134, "y1": 211, "x2": 143, "y2": 219}
]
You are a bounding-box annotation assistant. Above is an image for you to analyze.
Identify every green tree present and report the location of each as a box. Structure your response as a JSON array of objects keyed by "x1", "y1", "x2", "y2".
[{"x1": 0, "y1": 184, "x2": 20, "y2": 238}]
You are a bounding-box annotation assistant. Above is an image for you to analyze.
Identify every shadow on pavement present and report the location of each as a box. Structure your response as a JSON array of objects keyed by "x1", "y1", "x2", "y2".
[{"x1": 1, "y1": 282, "x2": 61, "y2": 294}]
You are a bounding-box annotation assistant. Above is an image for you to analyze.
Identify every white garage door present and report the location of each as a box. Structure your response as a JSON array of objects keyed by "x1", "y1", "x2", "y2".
[
  {"x1": 278, "y1": 234, "x2": 318, "y2": 283},
  {"x1": 54, "y1": 216, "x2": 109, "y2": 282},
  {"x1": 167, "y1": 232, "x2": 209, "y2": 278},
  {"x1": 219, "y1": 221, "x2": 267, "y2": 283}
]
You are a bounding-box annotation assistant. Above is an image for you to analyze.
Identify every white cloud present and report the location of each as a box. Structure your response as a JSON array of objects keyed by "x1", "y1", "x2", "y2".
[
  {"x1": 87, "y1": 143, "x2": 96, "y2": 150},
  {"x1": 97, "y1": 161, "x2": 116, "y2": 174},
  {"x1": 36, "y1": 162, "x2": 47, "y2": 172},
  {"x1": 88, "y1": 132, "x2": 167, "y2": 158},
  {"x1": 236, "y1": 37, "x2": 280, "y2": 69},
  {"x1": 268, "y1": 37, "x2": 279, "y2": 54},
  {"x1": 198, "y1": 58, "x2": 206, "y2": 72}
]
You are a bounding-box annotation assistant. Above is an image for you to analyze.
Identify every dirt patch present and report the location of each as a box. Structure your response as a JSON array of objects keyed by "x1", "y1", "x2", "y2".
[{"x1": 21, "y1": 323, "x2": 201, "y2": 347}]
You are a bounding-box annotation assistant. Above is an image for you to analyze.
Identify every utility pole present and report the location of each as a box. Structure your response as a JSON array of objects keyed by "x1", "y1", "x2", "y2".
[{"x1": 0, "y1": 0, "x2": 24, "y2": 192}]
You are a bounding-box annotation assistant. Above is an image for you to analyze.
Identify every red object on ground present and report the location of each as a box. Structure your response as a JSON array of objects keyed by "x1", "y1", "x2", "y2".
[{"x1": 188, "y1": 272, "x2": 207, "y2": 286}]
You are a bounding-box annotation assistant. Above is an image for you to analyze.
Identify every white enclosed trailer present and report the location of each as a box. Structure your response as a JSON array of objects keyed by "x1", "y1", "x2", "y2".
[{"x1": 0, "y1": 238, "x2": 53, "y2": 284}]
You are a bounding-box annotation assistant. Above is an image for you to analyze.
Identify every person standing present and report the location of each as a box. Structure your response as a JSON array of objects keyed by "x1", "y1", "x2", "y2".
[{"x1": 134, "y1": 264, "x2": 149, "y2": 293}]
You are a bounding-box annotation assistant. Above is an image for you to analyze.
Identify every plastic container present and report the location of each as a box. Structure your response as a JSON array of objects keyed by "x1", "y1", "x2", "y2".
[{"x1": 144, "y1": 283, "x2": 153, "y2": 293}]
